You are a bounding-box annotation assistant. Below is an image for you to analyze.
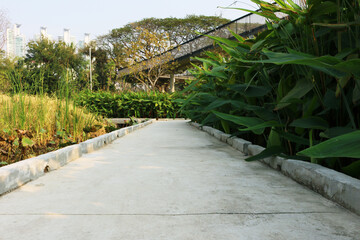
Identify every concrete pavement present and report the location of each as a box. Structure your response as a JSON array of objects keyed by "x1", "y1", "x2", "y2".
[{"x1": 0, "y1": 120, "x2": 359, "y2": 240}]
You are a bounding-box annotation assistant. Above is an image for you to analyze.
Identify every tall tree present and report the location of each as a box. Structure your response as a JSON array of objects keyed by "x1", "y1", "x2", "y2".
[
  {"x1": 132, "y1": 15, "x2": 230, "y2": 45},
  {"x1": 121, "y1": 27, "x2": 175, "y2": 90},
  {"x1": 97, "y1": 15, "x2": 230, "y2": 89},
  {"x1": 79, "y1": 41, "x2": 117, "y2": 91},
  {"x1": 22, "y1": 38, "x2": 87, "y2": 94}
]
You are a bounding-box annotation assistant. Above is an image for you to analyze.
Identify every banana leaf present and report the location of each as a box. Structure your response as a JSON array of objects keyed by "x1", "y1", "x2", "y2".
[
  {"x1": 212, "y1": 110, "x2": 265, "y2": 134},
  {"x1": 245, "y1": 146, "x2": 284, "y2": 162},
  {"x1": 290, "y1": 116, "x2": 329, "y2": 130},
  {"x1": 230, "y1": 84, "x2": 271, "y2": 97},
  {"x1": 298, "y1": 131, "x2": 360, "y2": 158}
]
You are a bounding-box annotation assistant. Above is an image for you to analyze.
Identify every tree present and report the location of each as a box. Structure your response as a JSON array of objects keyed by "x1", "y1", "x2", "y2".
[
  {"x1": 22, "y1": 38, "x2": 87, "y2": 94},
  {"x1": 97, "y1": 15, "x2": 230, "y2": 89},
  {"x1": 79, "y1": 41, "x2": 116, "y2": 91},
  {"x1": 124, "y1": 16, "x2": 230, "y2": 46},
  {"x1": 0, "y1": 51, "x2": 13, "y2": 93},
  {"x1": 122, "y1": 27, "x2": 175, "y2": 90}
]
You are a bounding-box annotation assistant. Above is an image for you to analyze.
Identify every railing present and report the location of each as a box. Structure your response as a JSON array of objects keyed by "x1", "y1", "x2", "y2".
[
  {"x1": 118, "y1": 0, "x2": 304, "y2": 76},
  {"x1": 168, "y1": 11, "x2": 267, "y2": 63}
]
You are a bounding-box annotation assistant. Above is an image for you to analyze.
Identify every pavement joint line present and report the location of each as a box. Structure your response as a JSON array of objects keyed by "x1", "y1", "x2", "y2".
[{"x1": 0, "y1": 211, "x2": 338, "y2": 216}]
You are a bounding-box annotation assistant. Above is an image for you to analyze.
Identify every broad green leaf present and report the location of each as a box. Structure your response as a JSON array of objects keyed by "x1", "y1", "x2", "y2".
[
  {"x1": 310, "y1": 1, "x2": 338, "y2": 19},
  {"x1": 221, "y1": 120, "x2": 230, "y2": 134},
  {"x1": 323, "y1": 89, "x2": 340, "y2": 110},
  {"x1": 319, "y1": 127, "x2": 355, "y2": 139},
  {"x1": 238, "y1": 121, "x2": 283, "y2": 132},
  {"x1": 290, "y1": 117, "x2": 329, "y2": 130},
  {"x1": 22, "y1": 137, "x2": 35, "y2": 147},
  {"x1": 192, "y1": 57, "x2": 220, "y2": 67},
  {"x1": 298, "y1": 131, "x2": 360, "y2": 158},
  {"x1": 275, "y1": 78, "x2": 314, "y2": 110},
  {"x1": 204, "y1": 99, "x2": 244, "y2": 112},
  {"x1": 240, "y1": 49, "x2": 350, "y2": 78},
  {"x1": 218, "y1": 44, "x2": 248, "y2": 58},
  {"x1": 228, "y1": 29, "x2": 245, "y2": 43},
  {"x1": 353, "y1": 79, "x2": 360, "y2": 104},
  {"x1": 205, "y1": 34, "x2": 240, "y2": 48},
  {"x1": 335, "y1": 59, "x2": 360, "y2": 78},
  {"x1": 212, "y1": 110, "x2": 264, "y2": 134},
  {"x1": 203, "y1": 69, "x2": 227, "y2": 79},
  {"x1": 267, "y1": 128, "x2": 282, "y2": 148},
  {"x1": 230, "y1": 84, "x2": 271, "y2": 97},
  {"x1": 335, "y1": 74, "x2": 352, "y2": 97},
  {"x1": 286, "y1": 0, "x2": 302, "y2": 10},
  {"x1": 201, "y1": 112, "x2": 218, "y2": 126},
  {"x1": 250, "y1": 39, "x2": 266, "y2": 52},
  {"x1": 335, "y1": 48, "x2": 356, "y2": 60},
  {"x1": 245, "y1": 146, "x2": 284, "y2": 162},
  {"x1": 342, "y1": 160, "x2": 360, "y2": 178},
  {"x1": 313, "y1": 22, "x2": 359, "y2": 29}
]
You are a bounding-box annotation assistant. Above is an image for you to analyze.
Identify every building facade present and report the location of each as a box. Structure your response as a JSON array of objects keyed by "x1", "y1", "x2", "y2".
[{"x1": 6, "y1": 24, "x2": 26, "y2": 58}]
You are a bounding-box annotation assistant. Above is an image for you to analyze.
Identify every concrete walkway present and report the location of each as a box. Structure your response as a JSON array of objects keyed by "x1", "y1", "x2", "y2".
[{"x1": 0, "y1": 120, "x2": 359, "y2": 240}]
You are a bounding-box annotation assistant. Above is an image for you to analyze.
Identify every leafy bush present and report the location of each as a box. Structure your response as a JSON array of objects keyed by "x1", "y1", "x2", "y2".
[
  {"x1": 180, "y1": 0, "x2": 360, "y2": 178},
  {"x1": 75, "y1": 90, "x2": 184, "y2": 118}
]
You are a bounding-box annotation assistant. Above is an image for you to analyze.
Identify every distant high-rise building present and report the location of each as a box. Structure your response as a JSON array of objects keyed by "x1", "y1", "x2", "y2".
[
  {"x1": 78, "y1": 33, "x2": 91, "y2": 49},
  {"x1": 40, "y1": 27, "x2": 52, "y2": 40},
  {"x1": 6, "y1": 24, "x2": 26, "y2": 58},
  {"x1": 35, "y1": 27, "x2": 52, "y2": 41},
  {"x1": 84, "y1": 33, "x2": 90, "y2": 45},
  {"x1": 61, "y1": 28, "x2": 76, "y2": 45}
]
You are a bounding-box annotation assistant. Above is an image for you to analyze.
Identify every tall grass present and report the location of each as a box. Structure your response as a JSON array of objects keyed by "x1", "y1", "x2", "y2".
[
  {"x1": 0, "y1": 69, "x2": 108, "y2": 165},
  {"x1": 0, "y1": 94, "x2": 103, "y2": 141}
]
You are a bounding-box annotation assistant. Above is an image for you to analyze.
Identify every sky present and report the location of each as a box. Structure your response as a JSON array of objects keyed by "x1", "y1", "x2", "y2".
[{"x1": 0, "y1": 0, "x2": 258, "y2": 42}]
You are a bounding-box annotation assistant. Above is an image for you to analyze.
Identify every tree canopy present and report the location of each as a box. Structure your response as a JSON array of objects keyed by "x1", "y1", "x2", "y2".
[
  {"x1": 95, "y1": 15, "x2": 230, "y2": 90},
  {"x1": 20, "y1": 38, "x2": 87, "y2": 94}
]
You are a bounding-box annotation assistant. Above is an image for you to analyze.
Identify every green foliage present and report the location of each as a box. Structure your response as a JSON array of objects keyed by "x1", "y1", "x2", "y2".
[
  {"x1": 96, "y1": 15, "x2": 231, "y2": 89},
  {"x1": 9, "y1": 38, "x2": 88, "y2": 95},
  {"x1": 79, "y1": 42, "x2": 116, "y2": 91},
  {"x1": 75, "y1": 91, "x2": 184, "y2": 119},
  {"x1": 0, "y1": 52, "x2": 12, "y2": 93},
  {"x1": 180, "y1": 0, "x2": 360, "y2": 178}
]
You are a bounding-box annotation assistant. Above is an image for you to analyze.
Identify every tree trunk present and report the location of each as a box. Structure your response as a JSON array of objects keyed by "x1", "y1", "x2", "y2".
[{"x1": 169, "y1": 74, "x2": 175, "y2": 93}]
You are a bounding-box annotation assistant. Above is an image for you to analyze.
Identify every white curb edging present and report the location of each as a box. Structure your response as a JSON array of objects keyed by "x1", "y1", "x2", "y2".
[
  {"x1": 189, "y1": 122, "x2": 360, "y2": 216},
  {"x1": 0, "y1": 119, "x2": 155, "y2": 196}
]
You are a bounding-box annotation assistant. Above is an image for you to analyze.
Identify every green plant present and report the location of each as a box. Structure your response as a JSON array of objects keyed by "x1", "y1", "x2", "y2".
[
  {"x1": 75, "y1": 90, "x2": 184, "y2": 119},
  {"x1": 180, "y1": 0, "x2": 360, "y2": 178}
]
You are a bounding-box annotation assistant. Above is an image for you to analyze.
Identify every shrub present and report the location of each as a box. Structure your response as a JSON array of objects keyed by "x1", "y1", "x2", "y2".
[
  {"x1": 180, "y1": 0, "x2": 360, "y2": 178},
  {"x1": 75, "y1": 90, "x2": 184, "y2": 119}
]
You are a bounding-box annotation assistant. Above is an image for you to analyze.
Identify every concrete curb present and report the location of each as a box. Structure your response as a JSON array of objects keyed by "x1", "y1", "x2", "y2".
[
  {"x1": 189, "y1": 122, "x2": 360, "y2": 216},
  {"x1": 0, "y1": 119, "x2": 155, "y2": 196},
  {"x1": 109, "y1": 118, "x2": 186, "y2": 124}
]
